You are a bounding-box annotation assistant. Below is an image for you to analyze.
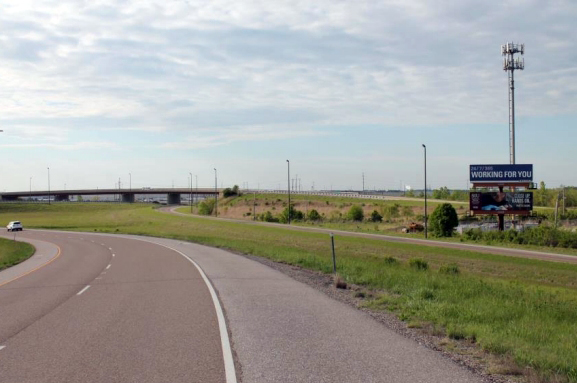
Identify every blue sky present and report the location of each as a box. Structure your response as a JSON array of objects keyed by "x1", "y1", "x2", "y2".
[{"x1": 1, "y1": 0, "x2": 576, "y2": 192}]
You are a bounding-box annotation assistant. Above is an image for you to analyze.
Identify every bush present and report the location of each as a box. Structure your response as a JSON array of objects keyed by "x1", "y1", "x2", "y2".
[
  {"x1": 383, "y1": 256, "x2": 398, "y2": 265},
  {"x1": 370, "y1": 210, "x2": 383, "y2": 222},
  {"x1": 198, "y1": 199, "x2": 215, "y2": 215},
  {"x1": 429, "y1": 203, "x2": 459, "y2": 237},
  {"x1": 307, "y1": 209, "x2": 322, "y2": 221},
  {"x1": 439, "y1": 263, "x2": 460, "y2": 275},
  {"x1": 409, "y1": 258, "x2": 429, "y2": 271},
  {"x1": 347, "y1": 205, "x2": 364, "y2": 221},
  {"x1": 279, "y1": 205, "x2": 304, "y2": 223},
  {"x1": 260, "y1": 211, "x2": 278, "y2": 222}
]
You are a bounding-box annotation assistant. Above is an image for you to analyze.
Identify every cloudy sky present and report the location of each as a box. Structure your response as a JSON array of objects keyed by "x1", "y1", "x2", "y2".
[{"x1": 1, "y1": 0, "x2": 576, "y2": 192}]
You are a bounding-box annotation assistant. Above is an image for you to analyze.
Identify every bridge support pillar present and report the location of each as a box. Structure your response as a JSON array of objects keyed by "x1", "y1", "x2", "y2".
[
  {"x1": 55, "y1": 195, "x2": 69, "y2": 202},
  {"x1": 121, "y1": 193, "x2": 135, "y2": 203},
  {"x1": 167, "y1": 193, "x2": 181, "y2": 205}
]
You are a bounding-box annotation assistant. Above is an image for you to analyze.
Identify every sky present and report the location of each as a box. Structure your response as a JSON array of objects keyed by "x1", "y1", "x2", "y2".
[{"x1": 1, "y1": 0, "x2": 576, "y2": 192}]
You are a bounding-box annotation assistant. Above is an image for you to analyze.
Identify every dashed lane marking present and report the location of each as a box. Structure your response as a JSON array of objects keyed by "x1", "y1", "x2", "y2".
[{"x1": 76, "y1": 285, "x2": 91, "y2": 296}]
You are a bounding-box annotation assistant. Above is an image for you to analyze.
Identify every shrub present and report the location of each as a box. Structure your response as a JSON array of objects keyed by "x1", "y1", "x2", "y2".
[
  {"x1": 198, "y1": 199, "x2": 215, "y2": 215},
  {"x1": 307, "y1": 209, "x2": 322, "y2": 221},
  {"x1": 409, "y1": 258, "x2": 429, "y2": 271},
  {"x1": 347, "y1": 205, "x2": 364, "y2": 221},
  {"x1": 279, "y1": 205, "x2": 304, "y2": 223},
  {"x1": 439, "y1": 263, "x2": 460, "y2": 275},
  {"x1": 260, "y1": 211, "x2": 277, "y2": 222},
  {"x1": 383, "y1": 256, "x2": 398, "y2": 265},
  {"x1": 429, "y1": 203, "x2": 459, "y2": 237},
  {"x1": 370, "y1": 210, "x2": 383, "y2": 222}
]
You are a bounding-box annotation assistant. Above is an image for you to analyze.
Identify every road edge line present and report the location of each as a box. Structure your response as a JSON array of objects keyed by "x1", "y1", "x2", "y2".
[{"x1": 156, "y1": 243, "x2": 238, "y2": 383}]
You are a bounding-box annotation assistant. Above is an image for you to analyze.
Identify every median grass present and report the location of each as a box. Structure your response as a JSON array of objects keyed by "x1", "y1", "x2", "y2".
[
  {"x1": 0, "y1": 237, "x2": 35, "y2": 270},
  {"x1": 1, "y1": 203, "x2": 576, "y2": 382}
]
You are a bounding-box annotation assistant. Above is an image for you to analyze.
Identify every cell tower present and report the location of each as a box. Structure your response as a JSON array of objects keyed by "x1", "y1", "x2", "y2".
[{"x1": 501, "y1": 42, "x2": 525, "y2": 164}]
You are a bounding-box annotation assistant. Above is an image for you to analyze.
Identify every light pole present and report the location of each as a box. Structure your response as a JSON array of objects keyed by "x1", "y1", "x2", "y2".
[
  {"x1": 129, "y1": 172, "x2": 132, "y2": 191},
  {"x1": 195, "y1": 175, "x2": 198, "y2": 204},
  {"x1": 47, "y1": 167, "x2": 51, "y2": 205},
  {"x1": 422, "y1": 144, "x2": 427, "y2": 239},
  {"x1": 287, "y1": 160, "x2": 291, "y2": 224},
  {"x1": 214, "y1": 168, "x2": 218, "y2": 217},
  {"x1": 189, "y1": 172, "x2": 193, "y2": 214},
  {"x1": 29, "y1": 177, "x2": 32, "y2": 201}
]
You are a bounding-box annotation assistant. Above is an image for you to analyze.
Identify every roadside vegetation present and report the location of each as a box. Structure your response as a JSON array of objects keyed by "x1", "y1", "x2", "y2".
[
  {"x1": 0, "y1": 237, "x2": 35, "y2": 271},
  {"x1": 2, "y1": 202, "x2": 577, "y2": 382}
]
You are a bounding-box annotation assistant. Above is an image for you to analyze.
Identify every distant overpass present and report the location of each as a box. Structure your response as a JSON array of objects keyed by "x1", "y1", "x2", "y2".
[{"x1": 0, "y1": 188, "x2": 220, "y2": 204}]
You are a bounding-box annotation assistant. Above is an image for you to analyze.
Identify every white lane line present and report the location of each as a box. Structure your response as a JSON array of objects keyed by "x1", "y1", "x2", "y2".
[
  {"x1": 0, "y1": 346, "x2": 5, "y2": 351},
  {"x1": 95, "y1": 277, "x2": 102, "y2": 280},
  {"x1": 109, "y1": 247, "x2": 112, "y2": 251},
  {"x1": 101, "y1": 243, "x2": 105, "y2": 246},
  {"x1": 77, "y1": 285, "x2": 91, "y2": 296},
  {"x1": 106, "y1": 264, "x2": 111, "y2": 270},
  {"x1": 160, "y1": 244, "x2": 237, "y2": 383},
  {"x1": 112, "y1": 254, "x2": 115, "y2": 257}
]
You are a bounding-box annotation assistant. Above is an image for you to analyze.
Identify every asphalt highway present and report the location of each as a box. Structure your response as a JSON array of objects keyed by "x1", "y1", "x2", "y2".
[
  {"x1": 0, "y1": 231, "x2": 227, "y2": 383},
  {"x1": 2, "y1": 230, "x2": 491, "y2": 383}
]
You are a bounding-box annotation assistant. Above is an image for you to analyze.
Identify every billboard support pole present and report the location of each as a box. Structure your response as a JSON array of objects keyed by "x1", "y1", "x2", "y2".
[{"x1": 498, "y1": 186, "x2": 505, "y2": 231}]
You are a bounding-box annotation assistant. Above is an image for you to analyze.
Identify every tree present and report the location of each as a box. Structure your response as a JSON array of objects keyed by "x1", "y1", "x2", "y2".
[
  {"x1": 432, "y1": 186, "x2": 451, "y2": 200},
  {"x1": 429, "y1": 203, "x2": 459, "y2": 237},
  {"x1": 347, "y1": 205, "x2": 364, "y2": 221}
]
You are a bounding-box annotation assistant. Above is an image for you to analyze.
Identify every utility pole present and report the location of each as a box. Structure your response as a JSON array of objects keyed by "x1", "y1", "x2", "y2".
[
  {"x1": 214, "y1": 168, "x2": 218, "y2": 217},
  {"x1": 47, "y1": 167, "x2": 50, "y2": 205},
  {"x1": 362, "y1": 172, "x2": 365, "y2": 193},
  {"x1": 287, "y1": 160, "x2": 291, "y2": 224},
  {"x1": 422, "y1": 144, "x2": 428, "y2": 239},
  {"x1": 253, "y1": 192, "x2": 256, "y2": 221},
  {"x1": 189, "y1": 172, "x2": 193, "y2": 214}
]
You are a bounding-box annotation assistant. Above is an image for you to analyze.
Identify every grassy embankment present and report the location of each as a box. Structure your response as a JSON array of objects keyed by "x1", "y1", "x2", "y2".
[
  {"x1": 181, "y1": 193, "x2": 577, "y2": 256},
  {"x1": 1, "y1": 202, "x2": 576, "y2": 382},
  {"x1": 0, "y1": 237, "x2": 35, "y2": 271}
]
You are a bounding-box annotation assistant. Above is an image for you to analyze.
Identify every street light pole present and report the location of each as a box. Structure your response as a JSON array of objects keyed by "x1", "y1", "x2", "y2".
[
  {"x1": 189, "y1": 172, "x2": 193, "y2": 214},
  {"x1": 422, "y1": 144, "x2": 428, "y2": 239},
  {"x1": 214, "y1": 168, "x2": 218, "y2": 217},
  {"x1": 47, "y1": 167, "x2": 50, "y2": 205},
  {"x1": 287, "y1": 160, "x2": 291, "y2": 224},
  {"x1": 129, "y1": 172, "x2": 131, "y2": 191},
  {"x1": 29, "y1": 177, "x2": 32, "y2": 201}
]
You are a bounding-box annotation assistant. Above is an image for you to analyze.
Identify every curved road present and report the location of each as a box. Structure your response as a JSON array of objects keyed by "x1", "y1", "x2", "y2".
[
  {"x1": 163, "y1": 207, "x2": 577, "y2": 264},
  {"x1": 0, "y1": 230, "x2": 489, "y2": 383},
  {"x1": 0, "y1": 231, "x2": 228, "y2": 383}
]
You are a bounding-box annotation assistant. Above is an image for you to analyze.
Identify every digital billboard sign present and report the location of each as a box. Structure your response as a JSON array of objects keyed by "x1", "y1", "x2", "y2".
[
  {"x1": 470, "y1": 164, "x2": 533, "y2": 182},
  {"x1": 470, "y1": 192, "x2": 533, "y2": 213}
]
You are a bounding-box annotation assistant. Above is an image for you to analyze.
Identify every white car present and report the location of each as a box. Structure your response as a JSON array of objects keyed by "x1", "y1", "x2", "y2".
[{"x1": 7, "y1": 221, "x2": 23, "y2": 232}]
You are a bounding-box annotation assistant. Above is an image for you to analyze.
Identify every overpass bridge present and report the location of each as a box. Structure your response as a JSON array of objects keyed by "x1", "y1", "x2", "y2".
[{"x1": 0, "y1": 188, "x2": 220, "y2": 205}]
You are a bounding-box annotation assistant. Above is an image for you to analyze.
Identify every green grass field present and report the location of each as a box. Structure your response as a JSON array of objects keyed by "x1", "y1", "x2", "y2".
[
  {"x1": 0, "y1": 236, "x2": 35, "y2": 271},
  {"x1": 1, "y1": 202, "x2": 576, "y2": 382}
]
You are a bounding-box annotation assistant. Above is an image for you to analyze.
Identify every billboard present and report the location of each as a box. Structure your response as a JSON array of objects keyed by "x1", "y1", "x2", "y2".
[
  {"x1": 470, "y1": 164, "x2": 533, "y2": 182},
  {"x1": 470, "y1": 192, "x2": 533, "y2": 213}
]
